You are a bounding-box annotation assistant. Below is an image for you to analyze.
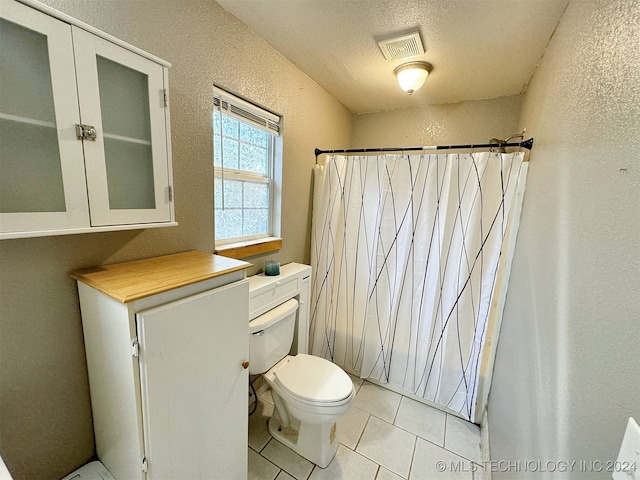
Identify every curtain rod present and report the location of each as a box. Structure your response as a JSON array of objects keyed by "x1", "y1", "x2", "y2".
[{"x1": 314, "y1": 137, "x2": 534, "y2": 160}]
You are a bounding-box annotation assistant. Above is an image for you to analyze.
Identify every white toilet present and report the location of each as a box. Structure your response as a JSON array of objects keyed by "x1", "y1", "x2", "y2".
[{"x1": 249, "y1": 297, "x2": 355, "y2": 467}]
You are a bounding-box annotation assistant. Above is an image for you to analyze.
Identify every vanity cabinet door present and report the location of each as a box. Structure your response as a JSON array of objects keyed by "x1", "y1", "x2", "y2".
[
  {"x1": 72, "y1": 27, "x2": 172, "y2": 227},
  {"x1": 0, "y1": 0, "x2": 89, "y2": 233},
  {"x1": 136, "y1": 280, "x2": 249, "y2": 480}
]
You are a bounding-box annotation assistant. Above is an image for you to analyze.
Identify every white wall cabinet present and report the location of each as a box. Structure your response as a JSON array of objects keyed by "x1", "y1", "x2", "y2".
[
  {"x1": 73, "y1": 252, "x2": 251, "y2": 480},
  {"x1": 0, "y1": 0, "x2": 175, "y2": 239}
]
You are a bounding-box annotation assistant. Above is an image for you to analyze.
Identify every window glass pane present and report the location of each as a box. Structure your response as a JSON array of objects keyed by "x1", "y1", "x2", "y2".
[
  {"x1": 243, "y1": 181, "x2": 269, "y2": 208},
  {"x1": 215, "y1": 208, "x2": 242, "y2": 240},
  {"x1": 215, "y1": 178, "x2": 241, "y2": 210},
  {"x1": 214, "y1": 177, "x2": 222, "y2": 207},
  {"x1": 243, "y1": 208, "x2": 269, "y2": 236},
  {"x1": 240, "y1": 122, "x2": 267, "y2": 148},
  {"x1": 214, "y1": 177, "x2": 270, "y2": 240},
  {"x1": 222, "y1": 138, "x2": 239, "y2": 170},
  {"x1": 213, "y1": 132, "x2": 222, "y2": 167},
  {"x1": 213, "y1": 110, "x2": 221, "y2": 167},
  {"x1": 213, "y1": 111, "x2": 241, "y2": 169},
  {"x1": 222, "y1": 179, "x2": 243, "y2": 208},
  {"x1": 213, "y1": 104, "x2": 277, "y2": 242},
  {"x1": 222, "y1": 115, "x2": 239, "y2": 139},
  {"x1": 240, "y1": 142, "x2": 268, "y2": 175}
]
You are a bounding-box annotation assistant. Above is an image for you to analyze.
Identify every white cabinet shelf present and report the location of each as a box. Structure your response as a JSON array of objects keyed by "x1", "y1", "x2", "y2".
[
  {"x1": 103, "y1": 133, "x2": 152, "y2": 146},
  {"x1": 0, "y1": 0, "x2": 176, "y2": 239},
  {"x1": 0, "y1": 112, "x2": 56, "y2": 128}
]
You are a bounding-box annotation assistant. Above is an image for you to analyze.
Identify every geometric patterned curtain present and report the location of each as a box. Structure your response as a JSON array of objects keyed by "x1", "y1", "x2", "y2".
[{"x1": 310, "y1": 152, "x2": 526, "y2": 421}]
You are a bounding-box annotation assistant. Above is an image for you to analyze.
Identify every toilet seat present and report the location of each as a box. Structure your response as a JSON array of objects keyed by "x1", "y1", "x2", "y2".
[{"x1": 272, "y1": 354, "x2": 353, "y2": 405}]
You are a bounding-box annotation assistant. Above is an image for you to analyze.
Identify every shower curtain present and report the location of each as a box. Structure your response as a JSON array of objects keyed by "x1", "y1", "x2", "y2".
[{"x1": 309, "y1": 151, "x2": 527, "y2": 421}]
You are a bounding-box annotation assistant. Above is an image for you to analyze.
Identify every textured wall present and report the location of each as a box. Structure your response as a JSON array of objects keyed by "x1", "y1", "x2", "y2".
[
  {"x1": 489, "y1": 0, "x2": 640, "y2": 477},
  {"x1": 352, "y1": 95, "x2": 522, "y2": 148},
  {"x1": 0, "y1": 1, "x2": 352, "y2": 478}
]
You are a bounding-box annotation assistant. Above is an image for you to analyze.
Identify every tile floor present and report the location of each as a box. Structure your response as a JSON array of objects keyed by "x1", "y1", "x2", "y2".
[{"x1": 248, "y1": 375, "x2": 488, "y2": 480}]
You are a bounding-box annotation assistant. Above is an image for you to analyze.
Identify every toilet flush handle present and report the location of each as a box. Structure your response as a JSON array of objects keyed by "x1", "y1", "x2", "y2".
[{"x1": 242, "y1": 361, "x2": 250, "y2": 369}]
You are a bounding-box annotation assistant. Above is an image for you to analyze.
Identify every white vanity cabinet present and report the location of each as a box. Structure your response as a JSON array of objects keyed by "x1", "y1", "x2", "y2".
[
  {"x1": 0, "y1": 0, "x2": 175, "y2": 239},
  {"x1": 72, "y1": 252, "x2": 252, "y2": 480}
]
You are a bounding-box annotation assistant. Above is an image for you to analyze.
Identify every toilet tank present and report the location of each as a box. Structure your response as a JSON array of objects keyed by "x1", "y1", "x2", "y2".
[{"x1": 248, "y1": 298, "x2": 298, "y2": 374}]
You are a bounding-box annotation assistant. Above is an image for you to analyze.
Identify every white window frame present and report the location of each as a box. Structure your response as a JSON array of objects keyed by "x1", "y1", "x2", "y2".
[{"x1": 213, "y1": 86, "x2": 282, "y2": 247}]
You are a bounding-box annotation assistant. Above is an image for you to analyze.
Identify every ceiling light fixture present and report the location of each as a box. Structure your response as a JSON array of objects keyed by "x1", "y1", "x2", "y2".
[{"x1": 394, "y1": 61, "x2": 432, "y2": 95}]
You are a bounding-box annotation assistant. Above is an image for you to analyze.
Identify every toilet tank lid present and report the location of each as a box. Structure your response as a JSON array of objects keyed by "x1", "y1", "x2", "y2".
[{"x1": 249, "y1": 298, "x2": 298, "y2": 333}]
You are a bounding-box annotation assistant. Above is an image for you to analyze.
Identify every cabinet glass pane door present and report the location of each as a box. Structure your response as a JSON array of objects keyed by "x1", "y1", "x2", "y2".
[
  {"x1": 0, "y1": 1, "x2": 89, "y2": 237},
  {"x1": 97, "y1": 56, "x2": 155, "y2": 210},
  {"x1": 73, "y1": 26, "x2": 170, "y2": 226},
  {"x1": 0, "y1": 18, "x2": 65, "y2": 212}
]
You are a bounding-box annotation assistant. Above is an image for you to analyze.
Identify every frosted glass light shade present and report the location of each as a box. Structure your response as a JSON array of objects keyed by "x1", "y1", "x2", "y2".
[{"x1": 394, "y1": 62, "x2": 432, "y2": 94}]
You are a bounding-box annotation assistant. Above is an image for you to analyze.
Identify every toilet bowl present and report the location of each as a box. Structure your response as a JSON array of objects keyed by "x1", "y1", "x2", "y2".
[{"x1": 249, "y1": 296, "x2": 354, "y2": 467}]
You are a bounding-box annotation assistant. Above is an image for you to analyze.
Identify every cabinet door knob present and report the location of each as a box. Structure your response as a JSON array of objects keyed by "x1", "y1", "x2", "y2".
[{"x1": 242, "y1": 361, "x2": 250, "y2": 369}]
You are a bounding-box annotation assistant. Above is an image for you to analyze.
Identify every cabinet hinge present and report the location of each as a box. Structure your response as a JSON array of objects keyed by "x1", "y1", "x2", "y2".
[
  {"x1": 163, "y1": 89, "x2": 168, "y2": 107},
  {"x1": 131, "y1": 337, "x2": 139, "y2": 358},
  {"x1": 168, "y1": 185, "x2": 173, "y2": 202},
  {"x1": 141, "y1": 456, "x2": 148, "y2": 473}
]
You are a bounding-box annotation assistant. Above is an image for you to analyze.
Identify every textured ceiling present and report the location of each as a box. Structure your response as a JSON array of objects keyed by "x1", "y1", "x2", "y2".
[{"x1": 215, "y1": 0, "x2": 569, "y2": 114}]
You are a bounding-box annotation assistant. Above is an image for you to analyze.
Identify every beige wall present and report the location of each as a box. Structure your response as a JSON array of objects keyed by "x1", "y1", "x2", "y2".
[
  {"x1": 352, "y1": 95, "x2": 522, "y2": 148},
  {"x1": 489, "y1": 0, "x2": 640, "y2": 476},
  {"x1": 0, "y1": 1, "x2": 352, "y2": 479}
]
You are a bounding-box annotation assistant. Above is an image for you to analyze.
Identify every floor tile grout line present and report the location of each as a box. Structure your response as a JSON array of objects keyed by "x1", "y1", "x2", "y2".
[
  {"x1": 392, "y1": 405, "x2": 447, "y2": 447},
  {"x1": 257, "y1": 423, "x2": 474, "y2": 480},
  {"x1": 261, "y1": 437, "x2": 314, "y2": 480},
  {"x1": 350, "y1": 447, "x2": 399, "y2": 479},
  {"x1": 253, "y1": 388, "x2": 482, "y2": 478},
  {"x1": 406, "y1": 434, "x2": 418, "y2": 480},
  {"x1": 355, "y1": 382, "x2": 403, "y2": 426},
  {"x1": 373, "y1": 464, "x2": 381, "y2": 480},
  {"x1": 251, "y1": 443, "x2": 286, "y2": 480},
  {"x1": 442, "y1": 413, "x2": 483, "y2": 463},
  {"x1": 364, "y1": 410, "x2": 432, "y2": 447},
  {"x1": 360, "y1": 378, "x2": 478, "y2": 424},
  {"x1": 350, "y1": 405, "x2": 480, "y2": 466},
  {"x1": 259, "y1": 437, "x2": 273, "y2": 454},
  {"x1": 263, "y1": 434, "x2": 480, "y2": 479},
  {"x1": 353, "y1": 410, "x2": 373, "y2": 451},
  {"x1": 391, "y1": 392, "x2": 402, "y2": 424},
  {"x1": 353, "y1": 392, "x2": 472, "y2": 451},
  {"x1": 335, "y1": 441, "x2": 394, "y2": 478},
  {"x1": 305, "y1": 463, "x2": 314, "y2": 480},
  {"x1": 444, "y1": 412, "x2": 449, "y2": 446},
  {"x1": 352, "y1": 415, "x2": 415, "y2": 479}
]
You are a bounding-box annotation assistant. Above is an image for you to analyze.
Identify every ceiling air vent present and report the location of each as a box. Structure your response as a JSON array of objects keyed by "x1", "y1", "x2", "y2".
[{"x1": 378, "y1": 32, "x2": 424, "y2": 61}]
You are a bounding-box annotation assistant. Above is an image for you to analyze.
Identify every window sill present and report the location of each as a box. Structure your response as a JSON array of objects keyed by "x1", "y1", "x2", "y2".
[{"x1": 214, "y1": 237, "x2": 282, "y2": 260}]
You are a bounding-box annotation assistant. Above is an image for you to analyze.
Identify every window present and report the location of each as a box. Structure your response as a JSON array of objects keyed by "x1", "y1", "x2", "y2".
[{"x1": 213, "y1": 87, "x2": 282, "y2": 249}]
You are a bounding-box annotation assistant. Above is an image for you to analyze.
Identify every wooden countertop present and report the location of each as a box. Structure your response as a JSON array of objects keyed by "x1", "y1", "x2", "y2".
[{"x1": 71, "y1": 251, "x2": 251, "y2": 303}]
